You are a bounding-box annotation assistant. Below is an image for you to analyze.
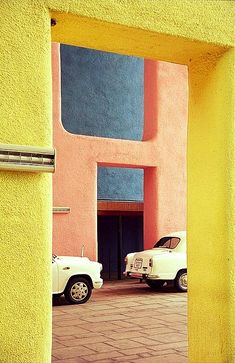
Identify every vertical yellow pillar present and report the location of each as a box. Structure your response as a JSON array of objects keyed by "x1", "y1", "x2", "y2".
[
  {"x1": 0, "y1": 2, "x2": 52, "y2": 362},
  {"x1": 0, "y1": 1, "x2": 234, "y2": 362},
  {"x1": 188, "y1": 48, "x2": 235, "y2": 362}
]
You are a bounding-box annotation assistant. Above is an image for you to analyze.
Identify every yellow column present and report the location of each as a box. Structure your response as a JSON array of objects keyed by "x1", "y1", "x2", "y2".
[
  {"x1": 188, "y1": 48, "x2": 235, "y2": 362},
  {"x1": 0, "y1": 1, "x2": 234, "y2": 362},
  {"x1": 0, "y1": 2, "x2": 52, "y2": 362}
]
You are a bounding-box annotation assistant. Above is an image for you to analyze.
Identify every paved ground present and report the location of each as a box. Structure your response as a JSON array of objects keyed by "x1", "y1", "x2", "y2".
[{"x1": 52, "y1": 280, "x2": 188, "y2": 363}]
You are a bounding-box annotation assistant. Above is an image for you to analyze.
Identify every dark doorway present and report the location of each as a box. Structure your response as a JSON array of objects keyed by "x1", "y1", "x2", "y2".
[{"x1": 98, "y1": 215, "x2": 143, "y2": 280}]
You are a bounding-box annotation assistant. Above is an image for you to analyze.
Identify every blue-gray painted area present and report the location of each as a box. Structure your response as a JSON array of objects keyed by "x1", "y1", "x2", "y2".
[
  {"x1": 98, "y1": 167, "x2": 143, "y2": 201},
  {"x1": 61, "y1": 44, "x2": 144, "y2": 140}
]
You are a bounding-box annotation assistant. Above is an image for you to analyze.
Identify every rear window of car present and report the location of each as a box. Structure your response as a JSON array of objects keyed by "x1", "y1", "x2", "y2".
[{"x1": 153, "y1": 237, "x2": 180, "y2": 249}]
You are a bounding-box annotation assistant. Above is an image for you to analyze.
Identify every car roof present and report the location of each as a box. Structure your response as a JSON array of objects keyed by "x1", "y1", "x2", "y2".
[{"x1": 162, "y1": 231, "x2": 186, "y2": 239}]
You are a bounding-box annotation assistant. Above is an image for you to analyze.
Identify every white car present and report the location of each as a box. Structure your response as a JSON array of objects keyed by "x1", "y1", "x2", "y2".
[
  {"x1": 52, "y1": 254, "x2": 103, "y2": 304},
  {"x1": 124, "y1": 231, "x2": 187, "y2": 292}
]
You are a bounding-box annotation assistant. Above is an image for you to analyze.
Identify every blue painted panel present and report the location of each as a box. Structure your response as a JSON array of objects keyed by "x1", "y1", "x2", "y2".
[
  {"x1": 61, "y1": 45, "x2": 144, "y2": 140},
  {"x1": 98, "y1": 167, "x2": 143, "y2": 201}
]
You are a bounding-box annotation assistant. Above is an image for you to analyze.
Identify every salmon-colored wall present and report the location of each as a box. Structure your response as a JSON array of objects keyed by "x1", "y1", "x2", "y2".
[
  {"x1": 52, "y1": 43, "x2": 187, "y2": 258},
  {"x1": 143, "y1": 60, "x2": 188, "y2": 249},
  {"x1": 155, "y1": 61, "x2": 188, "y2": 241}
]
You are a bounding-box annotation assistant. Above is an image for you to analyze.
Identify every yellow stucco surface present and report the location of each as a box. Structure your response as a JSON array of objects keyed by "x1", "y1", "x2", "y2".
[
  {"x1": 188, "y1": 47, "x2": 235, "y2": 362},
  {"x1": 50, "y1": 1, "x2": 234, "y2": 65},
  {"x1": 0, "y1": 2, "x2": 53, "y2": 362},
  {"x1": 0, "y1": 0, "x2": 234, "y2": 362},
  {"x1": 49, "y1": 0, "x2": 234, "y2": 47}
]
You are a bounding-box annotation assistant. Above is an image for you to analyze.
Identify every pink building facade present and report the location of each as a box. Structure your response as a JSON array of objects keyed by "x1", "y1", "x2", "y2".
[{"x1": 52, "y1": 43, "x2": 187, "y2": 265}]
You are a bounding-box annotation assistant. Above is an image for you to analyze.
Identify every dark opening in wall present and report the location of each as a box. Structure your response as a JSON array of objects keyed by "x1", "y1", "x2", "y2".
[
  {"x1": 98, "y1": 215, "x2": 143, "y2": 280},
  {"x1": 97, "y1": 166, "x2": 144, "y2": 280},
  {"x1": 60, "y1": 44, "x2": 144, "y2": 141}
]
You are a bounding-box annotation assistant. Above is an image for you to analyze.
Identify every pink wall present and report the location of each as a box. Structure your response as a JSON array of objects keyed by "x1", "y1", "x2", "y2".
[
  {"x1": 143, "y1": 60, "x2": 188, "y2": 249},
  {"x1": 155, "y1": 61, "x2": 188, "y2": 240},
  {"x1": 52, "y1": 43, "x2": 187, "y2": 258}
]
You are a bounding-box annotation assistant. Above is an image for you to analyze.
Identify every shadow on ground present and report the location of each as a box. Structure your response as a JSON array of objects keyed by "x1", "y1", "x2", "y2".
[{"x1": 53, "y1": 279, "x2": 181, "y2": 306}]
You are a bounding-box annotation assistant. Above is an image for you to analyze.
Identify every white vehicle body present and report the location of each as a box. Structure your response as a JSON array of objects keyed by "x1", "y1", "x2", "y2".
[
  {"x1": 124, "y1": 231, "x2": 187, "y2": 291},
  {"x1": 52, "y1": 255, "x2": 103, "y2": 303}
]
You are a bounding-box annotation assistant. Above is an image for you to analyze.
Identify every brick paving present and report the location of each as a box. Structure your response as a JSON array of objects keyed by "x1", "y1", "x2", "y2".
[{"x1": 52, "y1": 280, "x2": 188, "y2": 363}]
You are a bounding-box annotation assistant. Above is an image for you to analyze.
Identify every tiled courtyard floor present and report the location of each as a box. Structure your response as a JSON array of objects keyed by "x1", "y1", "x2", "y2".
[{"x1": 52, "y1": 279, "x2": 188, "y2": 363}]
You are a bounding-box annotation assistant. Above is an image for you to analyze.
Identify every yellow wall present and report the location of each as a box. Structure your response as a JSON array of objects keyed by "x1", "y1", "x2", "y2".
[
  {"x1": 0, "y1": 2, "x2": 53, "y2": 362},
  {"x1": 188, "y1": 47, "x2": 235, "y2": 361},
  {"x1": 0, "y1": 1, "x2": 234, "y2": 362}
]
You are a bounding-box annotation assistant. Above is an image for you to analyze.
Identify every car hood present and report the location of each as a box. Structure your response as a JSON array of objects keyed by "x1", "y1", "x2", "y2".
[{"x1": 56, "y1": 256, "x2": 90, "y2": 263}]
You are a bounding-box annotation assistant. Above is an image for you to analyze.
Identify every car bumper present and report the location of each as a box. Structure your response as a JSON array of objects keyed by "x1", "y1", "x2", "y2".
[
  {"x1": 124, "y1": 272, "x2": 161, "y2": 280},
  {"x1": 93, "y1": 278, "x2": 103, "y2": 289},
  {"x1": 124, "y1": 272, "x2": 147, "y2": 279}
]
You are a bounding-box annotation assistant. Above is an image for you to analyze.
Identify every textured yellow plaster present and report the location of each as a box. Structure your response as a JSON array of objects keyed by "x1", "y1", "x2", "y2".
[
  {"x1": 0, "y1": 1, "x2": 52, "y2": 362},
  {"x1": 50, "y1": 0, "x2": 234, "y2": 65},
  {"x1": 50, "y1": 11, "x2": 226, "y2": 65},
  {"x1": 0, "y1": 173, "x2": 52, "y2": 362},
  {"x1": 0, "y1": 2, "x2": 52, "y2": 146},
  {"x1": 188, "y1": 47, "x2": 235, "y2": 362},
  {"x1": 49, "y1": 0, "x2": 234, "y2": 47},
  {"x1": 0, "y1": 0, "x2": 234, "y2": 362}
]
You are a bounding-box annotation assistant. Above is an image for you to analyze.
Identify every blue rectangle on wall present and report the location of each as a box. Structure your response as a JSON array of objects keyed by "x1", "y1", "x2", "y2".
[{"x1": 61, "y1": 44, "x2": 144, "y2": 141}]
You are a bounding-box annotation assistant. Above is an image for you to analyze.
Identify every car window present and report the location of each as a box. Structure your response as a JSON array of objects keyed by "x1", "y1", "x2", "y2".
[{"x1": 153, "y1": 237, "x2": 180, "y2": 249}]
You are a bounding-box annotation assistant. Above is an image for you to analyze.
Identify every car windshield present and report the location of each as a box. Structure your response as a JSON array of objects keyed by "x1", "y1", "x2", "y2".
[{"x1": 153, "y1": 237, "x2": 180, "y2": 249}]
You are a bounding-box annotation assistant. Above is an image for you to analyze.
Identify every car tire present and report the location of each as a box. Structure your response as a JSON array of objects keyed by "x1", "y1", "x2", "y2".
[
  {"x1": 52, "y1": 294, "x2": 62, "y2": 306},
  {"x1": 64, "y1": 277, "x2": 92, "y2": 304},
  {"x1": 146, "y1": 280, "x2": 165, "y2": 290},
  {"x1": 174, "y1": 270, "x2": 187, "y2": 292}
]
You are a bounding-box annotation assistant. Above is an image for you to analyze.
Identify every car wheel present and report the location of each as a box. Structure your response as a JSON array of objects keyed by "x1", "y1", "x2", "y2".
[
  {"x1": 146, "y1": 280, "x2": 165, "y2": 290},
  {"x1": 64, "y1": 277, "x2": 92, "y2": 304},
  {"x1": 174, "y1": 270, "x2": 187, "y2": 292}
]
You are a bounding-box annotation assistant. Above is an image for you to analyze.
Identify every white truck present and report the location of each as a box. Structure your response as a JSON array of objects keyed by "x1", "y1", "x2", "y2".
[{"x1": 52, "y1": 254, "x2": 103, "y2": 304}]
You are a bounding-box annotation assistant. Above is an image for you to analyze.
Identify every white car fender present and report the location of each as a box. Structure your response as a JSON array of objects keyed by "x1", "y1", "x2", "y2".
[{"x1": 151, "y1": 252, "x2": 186, "y2": 280}]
